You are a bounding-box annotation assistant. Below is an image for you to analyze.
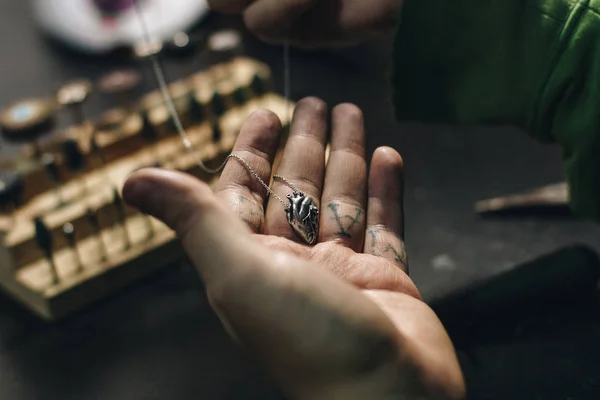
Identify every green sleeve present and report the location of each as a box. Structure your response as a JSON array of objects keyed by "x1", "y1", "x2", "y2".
[{"x1": 390, "y1": 0, "x2": 600, "y2": 221}]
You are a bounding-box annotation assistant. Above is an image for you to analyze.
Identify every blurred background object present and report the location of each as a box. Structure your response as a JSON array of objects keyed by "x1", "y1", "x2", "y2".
[{"x1": 32, "y1": 0, "x2": 210, "y2": 53}]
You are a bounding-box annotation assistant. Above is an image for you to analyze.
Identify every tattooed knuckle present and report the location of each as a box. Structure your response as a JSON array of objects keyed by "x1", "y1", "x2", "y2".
[{"x1": 326, "y1": 202, "x2": 365, "y2": 239}]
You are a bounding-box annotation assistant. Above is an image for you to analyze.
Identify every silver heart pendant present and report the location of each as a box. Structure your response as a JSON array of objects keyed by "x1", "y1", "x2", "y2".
[{"x1": 285, "y1": 191, "x2": 319, "y2": 245}]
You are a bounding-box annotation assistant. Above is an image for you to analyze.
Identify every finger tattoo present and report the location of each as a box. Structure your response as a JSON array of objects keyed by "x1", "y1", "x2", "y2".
[
  {"x1": 367, "y1": 226, "x2": 408, "y2": 269},
  {"x1": 235, "y1": 194, "x2": 264, "y2": 232},
  {"x1": 327, "y1": 202, "x2": 365, "y2": 239}
]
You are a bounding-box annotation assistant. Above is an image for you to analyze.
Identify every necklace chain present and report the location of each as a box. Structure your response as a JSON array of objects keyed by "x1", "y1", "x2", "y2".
[
  {"x1": 227, "y1": 154, "x2": 300, "y2": 208},
  {"x1": 133, "y1": 0, "x2": 296, "y2": 209}
]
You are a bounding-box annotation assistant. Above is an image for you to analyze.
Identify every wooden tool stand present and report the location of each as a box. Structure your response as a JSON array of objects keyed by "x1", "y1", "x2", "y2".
[{"x1": 0, "y1": 57, "x2": 294, "y2": 321}]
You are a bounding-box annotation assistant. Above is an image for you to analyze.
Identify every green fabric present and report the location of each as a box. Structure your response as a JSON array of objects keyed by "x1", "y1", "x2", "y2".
[{"x1": 390, "y1": 0, "x2": 600, "y2": 221}]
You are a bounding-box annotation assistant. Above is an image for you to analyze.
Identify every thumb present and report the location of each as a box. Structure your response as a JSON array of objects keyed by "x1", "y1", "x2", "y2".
[
  {"x1": 122, "y1": 168, "x2": 278, "y2": 350},
  {"x1": 122, "y1": 168, "x2": 259, "y2": 286}
]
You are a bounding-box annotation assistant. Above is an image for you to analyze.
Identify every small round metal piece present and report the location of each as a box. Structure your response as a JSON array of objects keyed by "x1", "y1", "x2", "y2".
[
  {"x1": 62, "y1": 222, "x2": 75, "y2": 238},
  {"x1": 97, "y1": 69, "x2": 141, "y2": 95},
  {"x1": 0, "y1": 98, "x2": 56, "y2": 140},
  {"x1": 56, "y1": 79, "x2": 92, "y2": 108},
  {"x1": 173, "y1": 32, "x2": 190, "y2": 47},
  {"x1": 164, "y1": 32, "x2": 199, "y2": 58}
]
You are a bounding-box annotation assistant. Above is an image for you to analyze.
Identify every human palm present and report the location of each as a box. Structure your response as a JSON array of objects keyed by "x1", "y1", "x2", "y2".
[{"x1": 123, "y1": 98, "x2": 465, "y2": 399}]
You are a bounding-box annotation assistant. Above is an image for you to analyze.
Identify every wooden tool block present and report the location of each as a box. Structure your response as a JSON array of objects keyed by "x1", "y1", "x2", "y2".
[{"x1": 0, "y1": 56, "x2": 295, "y2": 321}]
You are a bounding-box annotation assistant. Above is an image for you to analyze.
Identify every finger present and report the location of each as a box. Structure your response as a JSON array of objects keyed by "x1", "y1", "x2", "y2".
[
  {"x1": 215, "y1": 110, "x2": 282, "y2": 232},
  {"x1": 319, "y1": 104, "x2": 367, "y2": 251},
  {"x1": 266, "y1": 97, "x2": 328, "y2": 243},
  {"x1": 243, "y1": 0, "x2": 318, "y2": 43},
  {"x1": 207, "y1": 0, "x2": 254, "y2": 13},
  {"x1": 364, "y1": 147, "x2": 408, "y2": 272}
]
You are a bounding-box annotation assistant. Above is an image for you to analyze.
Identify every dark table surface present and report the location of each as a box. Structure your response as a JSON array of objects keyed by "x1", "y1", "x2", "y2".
[{"x1": 1, "y1": 2, "x2": 600, "y2": 399}]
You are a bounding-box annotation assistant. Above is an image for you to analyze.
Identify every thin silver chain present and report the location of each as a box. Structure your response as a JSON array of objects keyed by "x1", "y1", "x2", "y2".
[
  {"x1": 273, "y1": 173, "x2": 300, "y2": 194},
  {"x1": 132, "y1": 1, "x2": 297, "y2": 209},
  {"x1": 228, "y1": 154, "x2": 296, "y2": 208}
]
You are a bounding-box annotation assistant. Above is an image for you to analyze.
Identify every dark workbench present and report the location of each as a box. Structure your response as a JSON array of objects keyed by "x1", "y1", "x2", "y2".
[{"x1": 1, "y1": 1, "x2": 600, "y2": 399}]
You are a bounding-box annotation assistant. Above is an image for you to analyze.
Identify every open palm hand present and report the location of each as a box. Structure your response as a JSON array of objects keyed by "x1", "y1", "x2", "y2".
[{"x1": 123, "y1": 98, "x2": 465, "y2": 399}]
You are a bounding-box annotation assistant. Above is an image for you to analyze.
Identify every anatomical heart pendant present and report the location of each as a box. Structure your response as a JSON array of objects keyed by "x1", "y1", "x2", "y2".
[{"x1": 285, "y1": 191, "x2": 319, "y2": 245}]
